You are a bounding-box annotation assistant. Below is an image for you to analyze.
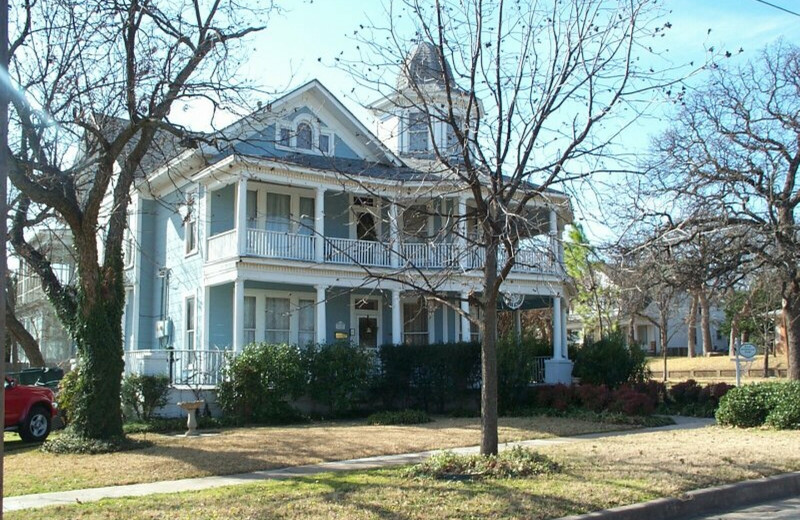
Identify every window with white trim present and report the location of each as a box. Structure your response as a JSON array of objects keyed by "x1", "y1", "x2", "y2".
[
  {"x1": 184, "y1": 193, "x2": 198, "y2": 256},
  {"x1": 265, "y1": 297, "x2": 291, "y2": 344},
  {"x1": 318, "y1": 133, "x2": 331, "y2": 154},
  {"x1": 244, "y1": 296, "x2": 256, "y2": 345},
  {"x1": 123, "y1": 222, "x2": 134, "y2": 268},
  {"x1": 408, "y1": 112, "x2": 428, "y2": 152},
  {"x1": 279, "y1": 127, "x2": 291, "y2": 146},
  {"x1": 296, "y1": 122, "x2": 313, "y2": 149},
  {"x1": 185, "y1": 296, "x2": 196, "y2": 350},
  {"x1": 403, "y1": 299, "x2": 428, "y2": 345},
  {"x1": 298, "y1": 299, "x2": 315, "y2": 346}
]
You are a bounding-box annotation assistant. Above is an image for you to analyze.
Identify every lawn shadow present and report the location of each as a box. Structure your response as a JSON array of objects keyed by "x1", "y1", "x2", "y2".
[{"x1": 284, "y1": 471, "x2": 621, "y2": 520}]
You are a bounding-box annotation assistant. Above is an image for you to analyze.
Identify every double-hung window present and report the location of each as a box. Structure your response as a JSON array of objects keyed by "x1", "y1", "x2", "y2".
[
  {"x1": 403, "y1": 300, "x2": 428, "y2": 345},
  {"x1": 408, "y1": 112, "x2": 428, "y2": 152},
  {"x1": 185, "y1": 194, "x2": 198, "y2": 255},
  {"x1": 244, "y1": 296, "x2": 257, "y2": 345},
  {"x1": 298, "y1": 299, "x2": 315, "y2": 346},
  {"x1": 185, "y1": 296, "x2": 196, "y2": 350},
  {"x1": 265, "y1": 297, "x2": 291, "y2": 344}
]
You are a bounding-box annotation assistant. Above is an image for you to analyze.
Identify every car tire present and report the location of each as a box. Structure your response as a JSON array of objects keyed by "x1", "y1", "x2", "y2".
[{"x1": 19, "y1": 405, "x2": 51, "y2": 442}]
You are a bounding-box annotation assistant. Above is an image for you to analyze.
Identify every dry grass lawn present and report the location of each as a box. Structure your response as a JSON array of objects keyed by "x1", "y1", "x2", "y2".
[
  {"x1": 648, "y1": 354, "x2": 788, "y2": 383},
  {"x1": 8, "y1": 426, "x2": 800, "y2": 520},
  {"x1": 4, "y1": 416, "x2": 630, "y2": 497}
]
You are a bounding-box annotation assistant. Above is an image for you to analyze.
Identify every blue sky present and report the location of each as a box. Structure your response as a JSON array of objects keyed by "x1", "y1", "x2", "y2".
[{"x1": 172, "y1": 0, "x2": 800, "y2": 239}]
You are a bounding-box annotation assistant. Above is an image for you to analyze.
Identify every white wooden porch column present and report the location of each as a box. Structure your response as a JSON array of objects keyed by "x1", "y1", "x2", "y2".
[
  {"x1": 236, "y1": 179, "x2": 248, "y2": 256},
  {"x1": 552, "y1": 296, "x2": 563, "y2": 359},
  {"x1": 457, "y1": 196, "x2": 467, "y2": 268},
  {"x1": 561, "y1": 298, "x2": 569, "y2": 358},
  {"x1": 389, "y1": 199, "x2": 399, "y2": 268},
  {"x1": 315, "y1": 187, "x2": 325, "y2": 263},
  {"x1": 460, "y1": 291, "x2": 471, "y2": 342},
  {"x1": 233, "y1": 279, "x2": 245, "y2": 352},
  {"x1": 549, "y1": 207, "x2": 558, "y2": 268},
  {"x1": 391, "y1": 288, "x2": 402, "y2": 344},
  {"x1": 315, "y1": 284, "x2": 327, "y2": 344},
  {"x1": 203, "y1": 285, "x2": 210, "y2": 350}
]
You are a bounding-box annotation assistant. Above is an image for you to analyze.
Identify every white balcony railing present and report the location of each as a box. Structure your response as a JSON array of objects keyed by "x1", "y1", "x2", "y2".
[
  {"x1": 207, "y1": 228, "x2": 558, "y2": 275},
  {"x1": 124, "y1": 348, "x2": 229, "y2": 387},
  {"x1": 326, "y1": 237, "x2": 392, "y2": 267},
  {"x1": 247, "y1": 228, "x2": 315, "y2": 261}
]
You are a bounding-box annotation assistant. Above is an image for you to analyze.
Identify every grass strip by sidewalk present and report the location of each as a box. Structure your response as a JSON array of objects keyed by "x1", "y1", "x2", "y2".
[
  {"x1": 8, "y1": 426, "x2": 800, "y2": 520},
  {"x1": 3, "y1": 415, "x2": 632, "y2": 497}
]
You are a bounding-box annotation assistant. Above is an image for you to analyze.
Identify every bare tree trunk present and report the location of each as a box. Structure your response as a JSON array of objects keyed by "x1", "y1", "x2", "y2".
[
  {"x1": 627, "y1": 314, "x2": 636, "y2": 347},
  {"x1": 4, "y1": 280, "x2": 45, "y2": 366},
  {"x1": 481, "y1": 238, "x2": 499, "y2": 455},
  {"x1": 699, "y1": 290, "x2": 713, "y2": 356},
  {"x1": 5, "y1": 307, "x2": 45, "y2": 367},
  {"x1": 784, "y1": 280, "x2": 800, "y2": 381},
  {"x1": 687, "y1": 293, "x2": 698, "y2": 358},
  {"x1": 729, "y1": 318, "x2": 739, "y2": 358},
  {"x1": 660, "y1": 310, "x2": 669, "y2": 382}
]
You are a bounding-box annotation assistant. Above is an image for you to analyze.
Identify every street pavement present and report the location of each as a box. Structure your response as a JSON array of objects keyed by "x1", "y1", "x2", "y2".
[{"x1": 688, "y1": 496, "x2": 800, "y2": 520}]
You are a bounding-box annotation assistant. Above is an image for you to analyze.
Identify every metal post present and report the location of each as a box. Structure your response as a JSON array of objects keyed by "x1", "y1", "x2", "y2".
[
  {"x1": 735, "y1": 338, "x2": 742, "y2": 387},
  {"x1": 1, "y1": 0, "x2": 10, "y2": 506}
]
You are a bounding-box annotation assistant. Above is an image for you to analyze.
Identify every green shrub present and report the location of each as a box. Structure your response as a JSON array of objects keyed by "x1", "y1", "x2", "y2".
[
  {"x1": 366, "y1": 409, "x2": 432, "y2": 425},
  {"x1": 764, "y1": 382, "x2": 800, "y2": 429},
  {"x1": 716, "y1": 382, "x2": 786, "y2": 428},
  {"x1": 56, "y1": 368, "x2": 81, "y2": 424},
  {"x1": 377, "y1": 342, "x2": 480, "y2": 412},
  {"x1": 572, "y1": 334, "x2": 650, "y2": 388},
  {"x1": 405, "y1": 446, "x2": 560, "y2": 479},
  {"x1": 121, "y1": 374, "x2": 171, "y2": 422},
  {"x1": 497, "y1": 336, "x2": 550, "y2": 412},
  {"x1": 217, "y1": 343, "x2": 305, "y2": 424},
  {"x1": 303, "y1": 343, "x2": 374, "y2": 416}
]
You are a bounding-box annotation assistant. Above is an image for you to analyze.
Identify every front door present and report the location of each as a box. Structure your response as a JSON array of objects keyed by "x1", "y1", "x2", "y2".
[{"x1": 358, "y1": 316, "x2": 378, "y2": 349}]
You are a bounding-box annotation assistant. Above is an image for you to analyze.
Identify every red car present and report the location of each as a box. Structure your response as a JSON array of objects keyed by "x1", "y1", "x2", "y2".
[{"x1": 4, "y1": 377, "x2": 57, "y2": 442}]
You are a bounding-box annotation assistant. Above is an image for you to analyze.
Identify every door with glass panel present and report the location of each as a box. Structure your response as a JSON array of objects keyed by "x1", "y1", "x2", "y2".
[{"x1": 266, "y1": 193, "x2": 291, "y2": 257}]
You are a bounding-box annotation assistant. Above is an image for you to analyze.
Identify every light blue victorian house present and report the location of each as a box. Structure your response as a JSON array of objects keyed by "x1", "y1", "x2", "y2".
[{"x1": 122, "y1": 43, "x2": 574, "y2": 389}]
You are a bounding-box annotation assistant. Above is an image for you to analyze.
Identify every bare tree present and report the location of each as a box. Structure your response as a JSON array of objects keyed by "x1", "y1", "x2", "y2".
[
  {"x1": 6, "y1": 0, "x2": 272, "y2": 441},
  {"x1": 648, "y1": 42, "x2": 800, "y2": 380},
  {"x1": 338, "y1": 0, "x2": 685, "y2": 455}
]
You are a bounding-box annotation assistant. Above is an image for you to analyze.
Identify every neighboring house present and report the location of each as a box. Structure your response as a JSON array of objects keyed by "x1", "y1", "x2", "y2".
[
  {"x1": 14, "y1": 230, "x2": 77, "y2": 367},
  {"x1": 121, "y1": 42, "x2": 574, "y2": 387},
  {"x1": 567, "y1": 290, "x2": 728, "y2": 355}
]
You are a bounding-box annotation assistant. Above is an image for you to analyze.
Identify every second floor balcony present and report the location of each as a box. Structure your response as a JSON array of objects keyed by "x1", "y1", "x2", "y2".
[
  {"x1": 207, "y1": 226, "x2": 560, "y2": 275},
  {"x1": 202, "y1": 178, "x2": 567, "y2": 277}
]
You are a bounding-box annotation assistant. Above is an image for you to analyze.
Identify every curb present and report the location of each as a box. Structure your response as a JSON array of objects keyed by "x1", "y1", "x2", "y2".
[{"x1": 556, "y1": 471, "x2": 800, "y2": 520}]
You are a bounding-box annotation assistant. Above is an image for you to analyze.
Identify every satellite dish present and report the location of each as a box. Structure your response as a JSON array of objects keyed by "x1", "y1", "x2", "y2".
[{"x1": 503, "y1": 292, "x2": 524, "y2": 310}]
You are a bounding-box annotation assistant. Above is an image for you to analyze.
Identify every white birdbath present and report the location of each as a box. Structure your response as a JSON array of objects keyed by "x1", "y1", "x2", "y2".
[{"x1": 177, "y1": 400, "x2": 205, "y2": 437}]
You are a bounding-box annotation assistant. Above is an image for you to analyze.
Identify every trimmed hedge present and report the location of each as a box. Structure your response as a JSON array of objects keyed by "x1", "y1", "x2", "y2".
[
  {"x1": 716, "y1": 381, "x2": 800, "y2": 429},
  {"x1": 377, "y1": 342, "x2": 480, "y2": 412},
  {"x1": 366, "y1": 409, "x2": 431, "y2": 425},
  {"x1": 572, "y1": 334, "x2": 650, "y2": 388},
  {"x1": 666, "y1": 380, "x2": 732, "y2": 418},
  {"x1": 121, "y1": 374, "x2": 170, "y2": 422},
  {"x1": 303, "y1": 342, "x2": 374, "y2": 415},
  {"x1": 217, "y1": 343, "x2": 306, "y2": 424}
]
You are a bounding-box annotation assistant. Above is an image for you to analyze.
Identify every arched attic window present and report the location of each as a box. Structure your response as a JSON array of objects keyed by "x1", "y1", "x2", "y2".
[{"x1": 296, "y1": 122, "x2": 313, "y2": 149}]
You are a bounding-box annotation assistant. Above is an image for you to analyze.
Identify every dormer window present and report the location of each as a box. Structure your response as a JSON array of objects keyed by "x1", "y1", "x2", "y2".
[
  {"x1": 296, "y1": 123, "x2": 313, "y2": 149},
  {"x1": 276, "y1": 118, "x2": 333, "y2": 155},
  {"x1": 408, "y1": 112, "x2": 428, "y2": 152}
]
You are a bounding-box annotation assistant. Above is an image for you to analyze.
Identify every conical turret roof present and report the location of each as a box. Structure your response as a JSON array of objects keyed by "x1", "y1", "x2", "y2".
[{"x1": 397, "y1": 40, "x2": 456, "y2": 91}]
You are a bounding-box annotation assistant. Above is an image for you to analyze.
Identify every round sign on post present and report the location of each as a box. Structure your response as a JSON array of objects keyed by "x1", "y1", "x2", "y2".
[{"x1": 738, "y1": 342, "x2": 757, "y2": 359}]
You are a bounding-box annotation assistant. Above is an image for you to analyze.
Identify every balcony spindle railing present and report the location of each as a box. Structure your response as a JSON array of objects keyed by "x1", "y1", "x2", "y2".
[{"x1": 208, "y1": 228, "x2": 558, "y2": 274}]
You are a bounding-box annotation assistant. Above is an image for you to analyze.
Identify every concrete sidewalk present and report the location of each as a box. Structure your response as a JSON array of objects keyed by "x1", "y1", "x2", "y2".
[{"x1": 3, "y1": 416, "x2": 714, "y2": 512}]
